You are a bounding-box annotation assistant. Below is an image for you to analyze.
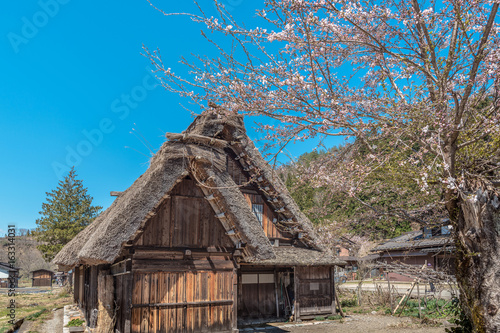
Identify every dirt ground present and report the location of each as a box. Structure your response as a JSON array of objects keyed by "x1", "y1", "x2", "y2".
[
  {"x1": 242, "y1": 315, "x2": 449, "y2": 332},
  {"x1": 39, "y1": 308, "x2": 64, "y2": 333},
  {"x1": 18, "y1": 308, "x2": 64, "y2": 333}
]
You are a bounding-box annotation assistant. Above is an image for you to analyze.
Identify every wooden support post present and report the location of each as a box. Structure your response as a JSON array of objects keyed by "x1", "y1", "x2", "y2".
[
  {"x1": 232, "y1": 269, "x2": 238, "y2": 332},
  {"x1": 417, "y1": 282, "x2": 421, "y2": 319},
  {"x1": 387, "y1": 272, "x2": 393, "y2": 312},
  {"x1": 331, "y1": 267, "x2": 336, "y2": 315},
  {"x1": 275, "y1": 269, "x2": 279, "y2": 319},
  {"x1": 294, "y1": 266, "x2": 300, "y2": 322}
]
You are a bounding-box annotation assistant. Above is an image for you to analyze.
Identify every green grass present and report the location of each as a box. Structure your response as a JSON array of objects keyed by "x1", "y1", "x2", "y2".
[
  {"x1": 394, "y1": 298, "x2": 453, "y2": 318},
  {"x1": 0, "y1": 289, "x2": 72, "y2": 332},
  {"x1": 67, "y1": 318, "x2": 85, "y2": 327},
  {"x1": 25, "y1": 308, "x2": 49, "y2": 320},
  {"x1": 327, "y1": 315, "x2": 343, "y2": 320}
]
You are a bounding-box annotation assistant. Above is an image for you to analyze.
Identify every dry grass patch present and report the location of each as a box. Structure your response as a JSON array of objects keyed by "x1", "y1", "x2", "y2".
[{"x1": 0, "y1": 287, "x2": 72, "y2": 333}]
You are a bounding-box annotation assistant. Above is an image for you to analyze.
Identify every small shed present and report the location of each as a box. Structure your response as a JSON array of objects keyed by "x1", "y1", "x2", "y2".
[
  {"x1": 31, "y1": 269, "x2": 54, "y2": 287},
  {"x1": 0, "y1": 262, "x2": 20, "y2": 288}
]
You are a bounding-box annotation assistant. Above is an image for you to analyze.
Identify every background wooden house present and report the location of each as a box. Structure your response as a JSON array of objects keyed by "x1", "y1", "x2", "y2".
[
  {"x1": 31, "y1": 269, "x2": 54, "y2": 287},
  {"x1": 0, "y1": 262, "x2": 19, "y2": 288},
  {"x1": 53, "y1": 114, "x2": 344, "y2": 333},
  {"x1": 372, "y1": 225, "x2": 455, "y2": 282}
]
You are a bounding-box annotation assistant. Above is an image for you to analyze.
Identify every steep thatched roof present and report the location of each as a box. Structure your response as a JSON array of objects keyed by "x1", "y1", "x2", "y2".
[
  {"x1": 184, "y1": 114, "x2": 321, "y2": 248},
  {"x1": 54, "y1": 113, "x2": 331, "y2": 268},
  {"x1": 246, "y1": 247, "x2": 346, "y2": 266}
]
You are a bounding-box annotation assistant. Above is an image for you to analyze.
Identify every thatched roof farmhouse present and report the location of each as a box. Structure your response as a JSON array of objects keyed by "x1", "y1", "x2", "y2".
[{"x1": 54, "y1": 113, "x2": 344, "y2": 333}]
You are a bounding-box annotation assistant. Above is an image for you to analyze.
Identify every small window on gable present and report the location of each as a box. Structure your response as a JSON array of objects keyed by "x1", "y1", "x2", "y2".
[{"x1": 252, "y1": 203, "x2": 264, "y2": 225}]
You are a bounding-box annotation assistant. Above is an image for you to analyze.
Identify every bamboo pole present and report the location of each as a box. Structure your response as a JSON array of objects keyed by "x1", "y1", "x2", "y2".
[
  {"x1": 394, "y1": 264, "x2": 426, "y2": 316},
  {"x1": 396, "y1": 282, "x2": 416, "y2": 317},
  {"x1": 393, "y1": 281, "x2": 415, "y2": 315},
  {"x1": 417, "y1": 282, "x2": 421, "y2": 318}
]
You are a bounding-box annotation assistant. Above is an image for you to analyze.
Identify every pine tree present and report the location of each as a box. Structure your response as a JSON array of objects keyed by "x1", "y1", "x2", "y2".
[{"x1": 33, "y1": 167, "x2": 102, "y2": 261}]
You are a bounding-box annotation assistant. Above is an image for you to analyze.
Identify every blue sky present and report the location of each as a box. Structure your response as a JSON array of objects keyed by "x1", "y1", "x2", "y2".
[{"x1": 0, "y1": 0, "x2": 343, "y2": 233}]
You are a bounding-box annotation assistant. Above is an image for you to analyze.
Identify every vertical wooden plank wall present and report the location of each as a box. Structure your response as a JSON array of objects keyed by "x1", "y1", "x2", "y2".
[
  {"x1": 128, "y1": 178, "x2": 238, "y2": 332},
  {"x1": 131, "y1": 270, "x2": 235, "y2": 333},
  {"x1": 74, "y1": 266, "x2": 80, "y2": 303},
  {"x1": 296, "y1": 266, "x2": 334, "y2": 318},
  {"x1": 238, "y1": 270, "x2": 277, "y2": 319},
  {"x1": 243, "y1": 193, "x2": 290, "y2": 240},
  {"x1": 79, "y1": 265, "x2": 100, "y2": 328},
  {"x1": 135, "y1": 181, "x2": 233, "y2": 249},
  {"x1": 114, "y1": 273, "x2": 132, "y2": 333}
]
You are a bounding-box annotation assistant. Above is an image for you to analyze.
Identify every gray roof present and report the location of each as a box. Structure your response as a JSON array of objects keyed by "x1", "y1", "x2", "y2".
[
  {"x1": 0, "y1": 262, "x2": 19, "y2": 272},
  {"x1": 372, "y1": 230, "x2": 453, "y2": 252},
  {"x1": 339, "y1": 254, "x2": 380, "y2": 262}
]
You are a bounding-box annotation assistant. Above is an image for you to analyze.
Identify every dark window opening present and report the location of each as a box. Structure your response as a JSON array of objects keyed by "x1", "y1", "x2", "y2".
[{"x1": 252, "y1": 203, "x2": 264, "y2": 225}]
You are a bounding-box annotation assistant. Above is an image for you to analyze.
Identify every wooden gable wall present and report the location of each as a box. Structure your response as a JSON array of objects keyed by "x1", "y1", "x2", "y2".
[
  {"x1": 242, "y1": 193, "x2": 292, "y2": 240},
  {"x1": 226, "y1": 153, "x2": 294, "y2": 242},
  {"x1": 135, "y1": 178, "x2": 233, "y2": 249}
]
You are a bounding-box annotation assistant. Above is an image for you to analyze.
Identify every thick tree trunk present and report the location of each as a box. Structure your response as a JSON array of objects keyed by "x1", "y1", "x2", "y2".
[{"x1": 456, "y1": 181, "x2": 500, "y2": 332}]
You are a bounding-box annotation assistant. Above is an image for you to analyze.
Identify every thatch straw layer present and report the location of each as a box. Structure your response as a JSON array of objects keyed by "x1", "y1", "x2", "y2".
[{"x1": 54, "y1": 113, "x2": 328, "y2": 268}]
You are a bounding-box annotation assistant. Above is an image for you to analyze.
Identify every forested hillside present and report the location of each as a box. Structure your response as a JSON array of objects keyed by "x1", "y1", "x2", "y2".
[{"x1": 280, "y1": 144, "x2": 446, "y2": 241}]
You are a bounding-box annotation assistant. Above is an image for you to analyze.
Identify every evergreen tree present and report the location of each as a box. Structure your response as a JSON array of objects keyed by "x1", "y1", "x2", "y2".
[{"x1": 33, "y1": 167, "x2": 102, "y2": 261}]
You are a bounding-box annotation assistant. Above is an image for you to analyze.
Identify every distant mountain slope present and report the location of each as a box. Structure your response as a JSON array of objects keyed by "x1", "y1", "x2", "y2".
[{"x1": 0, "y1": 236, "x2": 56, "y2": 283}]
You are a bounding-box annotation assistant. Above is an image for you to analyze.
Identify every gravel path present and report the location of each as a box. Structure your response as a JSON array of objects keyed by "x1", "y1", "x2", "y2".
[{"x1": 242, "y1": 315, "x2": 448, "y2": 333}]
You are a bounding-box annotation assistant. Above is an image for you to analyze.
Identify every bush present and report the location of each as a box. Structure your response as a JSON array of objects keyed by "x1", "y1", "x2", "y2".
[
  {"x1": 25, "y1": 309, "x2": 48, "y2": 321},
  {"x1": 445, "y1": 298, "x2": 473, "y2": 333},
  {"x1": 327, "y1": 315, "x2": 343, "y2": 320},
  {"x1": 66, "y1": 319, "x2": 85, "y2": 327},
  {"x1": 314, "y1": 316, "x2": 325, "y2": 321},
  {"x1": 341, "y1": 296, "x2": 357, "y2": 307}
]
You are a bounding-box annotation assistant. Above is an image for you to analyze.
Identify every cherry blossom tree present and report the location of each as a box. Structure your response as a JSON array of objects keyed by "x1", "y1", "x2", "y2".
[{"x1": 145, "y1": 0, "x2": 500, "y2": 330}]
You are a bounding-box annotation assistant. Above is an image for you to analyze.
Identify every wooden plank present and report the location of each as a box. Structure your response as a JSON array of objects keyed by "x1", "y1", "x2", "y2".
[
  {"x1": 111, "y1": 258, "x2": 132, "y2": 276},
  {"x1": 132, "y1": 259, "x2": 235, "y2": 272},
  {"x1": 151, "y1": 273, "x2": 158, "y2": 333},
  {"x1": 167, "y1": 273, "x2": 176, "y2": 333},
  {"x1": 275, "y1": 269, "x2": 280, "y2": 318},
  {"x1": 186, "y1": 272, "x2": 193, "y2": 333},
  {"x1": 160, "y1": 200, "x2": 170, "y2": 246},
  {"x1": 141, "y1": 273, "x2": 150, "y2": 333},
  {"x1": 208, "y1": 271, "x2": 215, "y2": 330},
  {"x1": 295, "y1": 266, "x2": 300, "y2": 321},
  {"x1": 169, "y1": 196, "x2": 175, "y2": 248},
  {"x1": 177, "y1": 272, "x2": 185, "y2": 332},
  {"x1": 115, "y1": 275, "x2": 123, "y2": 333},
  {"x1": 195, "y1": 271, "x2": 201, "y2": 332},
  {"x1": 200, "y1": 201, "x2": 209, "y2": 248},
  {"x1": 122, "y1": 273, "x2": 132, "y2": 333},
  {"x1": 330, "y1": 267, "x2": 336, "y2": 315},
  {"x1": 201, "y1": 272, "x2": 208, "y2": 329}
]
